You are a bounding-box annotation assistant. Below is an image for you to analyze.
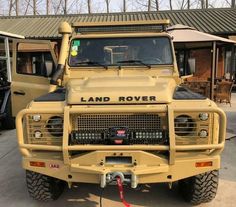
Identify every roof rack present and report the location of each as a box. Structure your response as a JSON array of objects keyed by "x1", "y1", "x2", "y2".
[{"x1": 72, "y1": 19, "x2": 170, "y2": 34}]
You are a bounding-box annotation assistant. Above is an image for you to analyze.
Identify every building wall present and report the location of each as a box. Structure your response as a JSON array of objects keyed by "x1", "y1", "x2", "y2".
[{"x1": 189, "y1": 48, "x2": 224, "y2": 80}]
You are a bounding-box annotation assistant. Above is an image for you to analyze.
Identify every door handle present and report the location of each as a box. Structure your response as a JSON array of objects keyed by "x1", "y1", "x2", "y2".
[{"x1": 13, "y1": 91, "x2": 25, "y2": 96}]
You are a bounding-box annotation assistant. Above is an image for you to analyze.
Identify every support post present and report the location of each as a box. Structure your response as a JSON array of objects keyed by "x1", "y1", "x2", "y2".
[
  {"x1": 211, "y1": 42, "x2": 217, "y2": 100},
  {"x1": 230, "y1": 45, "x2": 235, "y2": 81}
]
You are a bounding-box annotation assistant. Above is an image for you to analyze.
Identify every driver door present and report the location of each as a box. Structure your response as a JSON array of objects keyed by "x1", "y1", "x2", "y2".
[{"x1": 11, "y1": 39, "x2": 58, "y2": 116}]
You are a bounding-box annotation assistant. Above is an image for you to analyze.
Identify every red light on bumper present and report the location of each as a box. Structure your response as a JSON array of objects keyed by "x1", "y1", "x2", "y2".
[
  {"x1": 195, "y1": 161, "x2": 213, "y2": 168},
  {"x1": 30, "y1": 161, "x2": 46, "y2": 167},
  {"x1": 114, "y1": 140, "x2": 123, "y2": 144}
]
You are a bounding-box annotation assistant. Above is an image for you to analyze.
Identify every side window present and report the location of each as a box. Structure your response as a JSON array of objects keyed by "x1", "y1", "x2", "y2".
[
  {"x1": 0, "y1": 37, "x2": 8, "y2": 85},
  {"x1": 16, "y1": 42, "x2": 55, "y2": 77}
]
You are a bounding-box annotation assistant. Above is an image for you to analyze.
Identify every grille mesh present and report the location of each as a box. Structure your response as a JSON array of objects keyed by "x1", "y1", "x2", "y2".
[
  {"x1": 26, "y1": 115, "x2": 63, "y2": 145},
  {"x1": 77, "y1": 114, "x2": 161, "y2": 131}
]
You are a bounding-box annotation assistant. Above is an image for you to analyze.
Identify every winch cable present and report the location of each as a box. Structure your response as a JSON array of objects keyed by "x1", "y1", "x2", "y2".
[
  {"x1": 100, "y1": 178, "x2": 114, "y2": 207},
  {"x1": 116, "y1": 177, "x2": 132, "y2": 207},
  {"x1": 99, "y1": 187, "x2": 104, "y2": 207},
  {"x1": 226, "y1": 135, "x2": 236, "y2": 140},
  {"x1": 99, "y1": 177, "x2": 132, "y2": 207}
]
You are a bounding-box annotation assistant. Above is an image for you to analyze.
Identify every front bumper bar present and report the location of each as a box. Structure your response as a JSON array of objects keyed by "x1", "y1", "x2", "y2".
[{"x1": 16, "y1": 105, "x2": 226, "y2": 165}]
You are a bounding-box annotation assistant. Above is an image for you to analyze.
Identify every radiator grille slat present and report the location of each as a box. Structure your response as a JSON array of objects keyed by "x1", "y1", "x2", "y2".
[
  {"x1": 26, "y1": 115, "x2": 63, "y2": 145},
  {"x1": 70, "y1": 113, "x2": 167, "y2": 145},
  {"x1": 77, "y1": 114, "x2": 161, "y2": 131}
]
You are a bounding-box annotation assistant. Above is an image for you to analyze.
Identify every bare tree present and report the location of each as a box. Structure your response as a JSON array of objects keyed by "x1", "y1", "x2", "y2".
[
  {"x1": 87, "y1": 0, "x2": 91, "y2": 13},
  {"x1": 169, "y1": 0, "x2": 173, "y2": 10},
  {"x1": 187, "y1": 0, "x2": 190, "y2": 9},
  {"x1": 201, "y1": 0, "x2": 205, "y2": 8},
  {"x1": 15, "y1": 0, "x2": 18, "y2": 15},
  {"x1": 67, "y1": 0, "x2": 84, "y2": 14},
  {"x1": 64, "y1": 0, "x2": 67, "y2": 14},
  {"x1": 123, "y1": 0, "x2": 126, "y2": 12},
  {"x1": 46, "y1": 0, "x2": 49, "y2": 14},
  {"x1": 155, "y1": 0, "x2": 159, "y2": 10},
  {"x1": 4, "y1": 0, "x2": 236, "y2": 16},
  {"x1": 9, "y1": 0, "x2": 18, "y2": 15},
  {"x1": 33, "y1": 0, "x2": 36, "y2": 15},
  {"x1": 24, "y1": 0, "x2": 30, "y2": 15},
  {"x1": 136, "y1": 0, "x2": 160, "y2": 11},
  {"x1": 105, "y1": 0, "x2": 111, "y2": 13},
  {"x1": 232, "y1": 0, "x2": 236, "y2": 7},
  {"x1": 148, "y1": 0, "x2": 151, "y2": 11},
  {"x1": 180, "y1": 0, "x2": 185, "y2": 9}
]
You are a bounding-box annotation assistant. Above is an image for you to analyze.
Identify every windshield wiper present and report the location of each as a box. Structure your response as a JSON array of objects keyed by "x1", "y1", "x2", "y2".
[
  {"x1": 75, "y1": 61, "x2": 108, "y2": 69},
  {"x1": 117, "y1": 60, "x2": 151, "y2": 69}
]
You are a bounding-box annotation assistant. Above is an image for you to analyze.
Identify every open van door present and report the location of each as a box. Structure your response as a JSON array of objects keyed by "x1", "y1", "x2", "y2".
[{"x1": 11, "y1": 39, "x2": 58, "y2": 116}]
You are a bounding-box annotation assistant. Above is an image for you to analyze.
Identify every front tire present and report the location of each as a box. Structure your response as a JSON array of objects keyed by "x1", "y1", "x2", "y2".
[
  {"x1": 178, "y1": 170, "x2": 219, "y2": 205},
  {"x1": 26, "y1": 170, "x2": 65, "y2": 201}
]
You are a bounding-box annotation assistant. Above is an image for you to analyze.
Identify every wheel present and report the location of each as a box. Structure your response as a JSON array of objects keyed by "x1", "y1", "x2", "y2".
[
  {"x1": 26, "y1": 170, "x2": 65, "y2": 201},
  {"x1": 178, "y1": 170, "x2": 219, "y2": 205},
  {"x1": 2, "y1": 96, "x2": 15, "y2": 129}
]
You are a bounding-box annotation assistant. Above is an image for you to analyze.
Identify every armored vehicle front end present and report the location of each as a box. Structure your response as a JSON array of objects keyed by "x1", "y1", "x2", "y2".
[{"x1": 15, "y1": 20, "x2": 226, "y2": 205}]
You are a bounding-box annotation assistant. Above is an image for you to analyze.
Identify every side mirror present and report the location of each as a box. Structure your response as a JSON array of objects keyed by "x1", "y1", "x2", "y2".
[
  {"x1": 180, "y1": 74, "x2": 193, "y2": 84},
  {"x1": 45, "y1": 60, "x2": 53, "y2": 77}
]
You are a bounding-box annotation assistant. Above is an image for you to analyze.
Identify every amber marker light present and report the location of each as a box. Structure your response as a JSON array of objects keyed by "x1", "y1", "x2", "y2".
[
  {"x1": 30, "y1": 161, "x2": 46, "y2": 167},
  {"x1": 195, "y1": 161, "x2": 213, "y2": 167}
]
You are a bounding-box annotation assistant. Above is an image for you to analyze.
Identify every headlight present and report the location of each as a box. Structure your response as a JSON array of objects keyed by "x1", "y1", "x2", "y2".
[
  {"x1": 34, "y1": 130, "x2": 42, "y2": 139},
  {"x1": 32, "y1": 114, "x2": 41, "y2": 122},
  {"x1": 199, "y1": 129, "x2": 208, "y2": 138},
  {"x1": 199, "y1": 113, "x2": 209, "y2": 121},
  {"x1": 174, "y1": 115, "x2": 196, "y2": 136},
  {"x1": 46, "y1": 116, "x2": 63, "y2": 137}
]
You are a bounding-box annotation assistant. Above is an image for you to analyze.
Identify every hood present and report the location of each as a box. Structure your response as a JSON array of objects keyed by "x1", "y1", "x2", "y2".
[{"x1": 67, "y1": 75, "x2": 177, "y2": 105}]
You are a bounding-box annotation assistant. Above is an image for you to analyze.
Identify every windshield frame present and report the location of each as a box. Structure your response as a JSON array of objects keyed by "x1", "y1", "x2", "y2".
[{"x1": 68, "y1": 35, "x2": 174, "y2": 68}]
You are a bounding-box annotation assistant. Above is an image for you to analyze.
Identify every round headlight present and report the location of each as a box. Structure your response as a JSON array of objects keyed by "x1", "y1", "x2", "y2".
[
  {"x1": 47, "y1": 116, "x2": 63, "y2": 137},
  {"x1": 174, "y1": 115, "x2": 196, "y2": 136},
  {"x1": 32, "y1": 114, "x2": 41, "y2": 122},
  {"x1": 34, "y1": 130, "x2": 42, "y2": 139},
  {"x1": 199, "y1": 129, "x2": 208, "y2": 138},
  {"x1": 199, "y1": 113, "x2": 209, "y2": 121}
]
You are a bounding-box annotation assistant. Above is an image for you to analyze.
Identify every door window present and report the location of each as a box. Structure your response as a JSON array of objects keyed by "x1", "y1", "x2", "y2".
[
  {"x1": 0, "y1": 37, "x2": 9, "y2": 86},
  {"x1": 16, "y1": 42, "x2": 55, "y2": 77}
]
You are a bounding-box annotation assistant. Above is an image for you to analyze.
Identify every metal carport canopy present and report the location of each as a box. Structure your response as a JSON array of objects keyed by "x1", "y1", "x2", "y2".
[
  {"x1": 0, "y1": 31, "x2": 24, "y2": 39},
  {"x1": 167, "y1": 24, "x2": 236, "y2": 44},
  {"x1": 167, "y1": 24, "x2": 236, "y2": 100}
]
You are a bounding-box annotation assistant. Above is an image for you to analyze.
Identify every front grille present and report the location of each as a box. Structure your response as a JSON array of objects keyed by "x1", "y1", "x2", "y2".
[
  {"x1": 70, "y1": 113, "x2": 167, "y2": 145},
  {"x1": 174, "y1": 113, "x2": 212, "y2": 145},
  {"x1": 77, "y1": 114, "x2": 161, "y2": 131},
  {"x1": 26, "y1": 115, "x2": 63, "y2": 145}
]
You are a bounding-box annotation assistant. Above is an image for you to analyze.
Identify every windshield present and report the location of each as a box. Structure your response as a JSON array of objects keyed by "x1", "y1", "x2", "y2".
[{"x1": 69, "y1": 37, "x2": 173, "y2": 67}]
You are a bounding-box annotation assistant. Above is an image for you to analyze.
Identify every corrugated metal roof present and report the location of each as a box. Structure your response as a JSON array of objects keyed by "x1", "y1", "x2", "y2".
[{"x1": 0, "y1": 8, "x2": 236, "y2": 39}]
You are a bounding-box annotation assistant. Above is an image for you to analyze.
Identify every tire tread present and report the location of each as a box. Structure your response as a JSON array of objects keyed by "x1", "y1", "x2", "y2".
[
  {"x1": 26, "y1": 170, "x2": 65, "y2": 201},
  {"x1": 179, "y1": 170, "x2": 219, "y2": 205}
]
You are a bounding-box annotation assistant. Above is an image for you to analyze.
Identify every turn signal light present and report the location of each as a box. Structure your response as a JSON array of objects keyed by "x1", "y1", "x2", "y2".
[
  {"x1": 195, "y1": 161, "x2": 213, "y2": 167},
  {"x1": 30, "y1": 161, "x2": 46, "y2": 167}
]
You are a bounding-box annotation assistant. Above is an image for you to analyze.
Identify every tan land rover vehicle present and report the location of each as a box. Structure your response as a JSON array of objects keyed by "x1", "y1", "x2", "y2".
[{"x1": 14, "y1": 20, "x2": 226, "y2": 205}]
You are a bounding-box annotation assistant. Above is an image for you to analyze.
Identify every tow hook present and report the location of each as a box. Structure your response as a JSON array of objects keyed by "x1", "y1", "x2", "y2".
[
  {"x1": 100, "y1": 172, "x2": 133, "y2": 207},
  {"x1": 100, "y1": 172, "x2": 137, "y2": 188}
]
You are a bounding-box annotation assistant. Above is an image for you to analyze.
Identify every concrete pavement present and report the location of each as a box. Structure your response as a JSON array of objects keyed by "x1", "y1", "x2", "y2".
[{"x1": 0, "y1": 95, "x2": 236, "y2": 207}]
